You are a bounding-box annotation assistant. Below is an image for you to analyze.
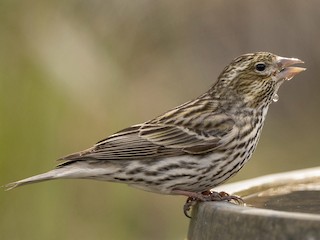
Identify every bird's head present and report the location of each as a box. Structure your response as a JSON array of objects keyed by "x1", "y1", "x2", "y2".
[{"x1": 213, "y1": 52, "x2": 305, "y2": 108}]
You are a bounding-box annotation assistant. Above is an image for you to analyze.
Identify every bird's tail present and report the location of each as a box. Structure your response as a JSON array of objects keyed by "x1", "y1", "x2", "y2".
[
  {"x1": 4, "y1": 162, "x2": 118, "y2": 190},
  {"x1": 4, "y1": 170, "x2": 59, "y2": 190}
]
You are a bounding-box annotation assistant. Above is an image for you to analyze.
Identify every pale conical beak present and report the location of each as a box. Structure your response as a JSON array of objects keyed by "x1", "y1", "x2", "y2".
[{"x1": 276, "y1": 56, "x2": 306, "y2": 81}]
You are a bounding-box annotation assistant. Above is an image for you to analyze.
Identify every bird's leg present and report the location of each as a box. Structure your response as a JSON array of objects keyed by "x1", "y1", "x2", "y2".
[{"x1": 173, "y1": 189, "x2": 244, "y2": 218}]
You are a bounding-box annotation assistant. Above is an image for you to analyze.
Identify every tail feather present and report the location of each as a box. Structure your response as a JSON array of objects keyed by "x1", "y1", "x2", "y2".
[
  {"x1": 5, "y1": 170, "x2": 59, "y2": 190},
  {"x1": 4, "y1": 162, "x2": 118, "y2": 190}
]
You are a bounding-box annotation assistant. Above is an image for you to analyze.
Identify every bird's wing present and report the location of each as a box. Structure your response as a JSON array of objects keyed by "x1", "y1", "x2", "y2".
[
  {"x1": 58, "y1": 124, "x2": 184, "y2": 163},
  {"x1": 139, "y1": 112, "x2": 235, "y2": 154},
  {"x1": 137, "y1": 96, "x2": 236, "y2": 154},
  {"x1": 59, "y1": 113, "x2": 235, "y2": 165},
  {"x1": 59, "y1": 98, "x2": 236, "y2": 164}
]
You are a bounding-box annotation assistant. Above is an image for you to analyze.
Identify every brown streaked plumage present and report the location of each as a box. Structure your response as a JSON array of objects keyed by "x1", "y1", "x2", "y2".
[{"x1": 5, "y1": 52, "x2": 305, "y2": 215}]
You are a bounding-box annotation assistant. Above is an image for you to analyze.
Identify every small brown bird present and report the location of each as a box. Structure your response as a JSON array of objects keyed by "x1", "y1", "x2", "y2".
[{"x1": 6, "y1": 52, "x2": 305, "y2": 216}]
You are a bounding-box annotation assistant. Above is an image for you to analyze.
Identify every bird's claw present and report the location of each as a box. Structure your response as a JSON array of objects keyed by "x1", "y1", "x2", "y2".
[
  {"x1": 183, "y1": 197, "x2": 198, "y2": 218},
  {"x1": 183, "y1": 191, "x2": 244, "y2": 218}
]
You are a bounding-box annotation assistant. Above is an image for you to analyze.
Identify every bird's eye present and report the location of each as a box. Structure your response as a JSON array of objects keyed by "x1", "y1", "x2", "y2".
[{"x1": 255, "y1": 62, "x2": 266, "y2": 72}]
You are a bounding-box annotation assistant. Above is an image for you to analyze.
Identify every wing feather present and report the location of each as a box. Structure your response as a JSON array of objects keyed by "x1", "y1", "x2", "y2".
[{"x1": 59, "y1": 97, "x2": 237, "y2": 165}]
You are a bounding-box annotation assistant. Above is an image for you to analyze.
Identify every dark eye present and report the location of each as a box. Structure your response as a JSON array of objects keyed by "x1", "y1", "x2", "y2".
[{"x1": 255, "y1": 63, "x2": 266, "y2": 72}]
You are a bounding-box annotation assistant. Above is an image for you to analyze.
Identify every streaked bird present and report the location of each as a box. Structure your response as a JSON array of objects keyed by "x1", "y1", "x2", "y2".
[{"x1": 5, "y1": 52, "x2": 305, "y2": 215}]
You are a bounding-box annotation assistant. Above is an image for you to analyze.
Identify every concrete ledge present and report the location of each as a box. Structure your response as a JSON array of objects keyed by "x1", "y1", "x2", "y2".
[
  {"x1": 188, "y1": 201, "x2": 320, "y2": 240},
  {"x1": 187, "y1": 167, "x2": 320, "y2": 240}
]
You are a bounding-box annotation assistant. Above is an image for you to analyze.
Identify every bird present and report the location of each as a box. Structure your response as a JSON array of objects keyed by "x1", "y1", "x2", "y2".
[{"x1": 5, "y1": 52, "x2": 305, "y2": 216}]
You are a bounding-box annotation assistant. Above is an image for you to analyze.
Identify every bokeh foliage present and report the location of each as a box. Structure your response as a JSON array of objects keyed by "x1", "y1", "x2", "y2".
[{"x1": 1, "y1": 1, "x2": 319, "y2": 239}]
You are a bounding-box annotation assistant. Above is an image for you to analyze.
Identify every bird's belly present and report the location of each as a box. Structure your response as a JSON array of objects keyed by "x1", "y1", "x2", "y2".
[
  {"x1": 110, "y1": 145, "x2": 256, "y2": 194},
  {"x1": 93, "y1": 129, "x2": 262, "y2": 194}
]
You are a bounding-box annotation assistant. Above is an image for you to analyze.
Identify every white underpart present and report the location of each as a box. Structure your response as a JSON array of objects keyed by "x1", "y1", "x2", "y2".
[{"x1": 128, "y1": 152, "x2": 226, "y2": 193}]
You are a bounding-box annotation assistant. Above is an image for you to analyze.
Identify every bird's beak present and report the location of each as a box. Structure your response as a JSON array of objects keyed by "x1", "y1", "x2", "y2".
[{"x1": 276, "y1": 56, "x2": 306, "y2": 81}]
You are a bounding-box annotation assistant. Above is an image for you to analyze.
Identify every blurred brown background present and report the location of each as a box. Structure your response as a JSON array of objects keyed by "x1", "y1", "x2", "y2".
[{"x1": 1, "y1": 1, "x2": 319, "y2": 239}]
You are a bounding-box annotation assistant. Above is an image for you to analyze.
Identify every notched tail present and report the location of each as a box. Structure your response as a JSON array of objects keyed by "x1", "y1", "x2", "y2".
[
  {"x1": 4, "y1": 161, "x2": 113, "y2": 191},
  {"x1": 4, "y1": 181, "x2": 31, "y2": 191},
  {"x1": 4, "y1": 182, "x2": 20, "y2": 191},
  {"x1": 4, "y1": 170, "x2": 58, "y2": 191}
]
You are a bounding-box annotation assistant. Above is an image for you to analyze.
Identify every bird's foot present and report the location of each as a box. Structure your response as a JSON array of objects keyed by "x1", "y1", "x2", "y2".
[{"x1": 182, "y1": 190, "x2": 244, "y2": 218}]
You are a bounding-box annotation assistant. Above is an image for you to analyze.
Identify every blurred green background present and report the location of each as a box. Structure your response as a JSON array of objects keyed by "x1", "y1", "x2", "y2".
[{"x1": 1, "y1": 1, "x2": 319, "y2": 239}]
